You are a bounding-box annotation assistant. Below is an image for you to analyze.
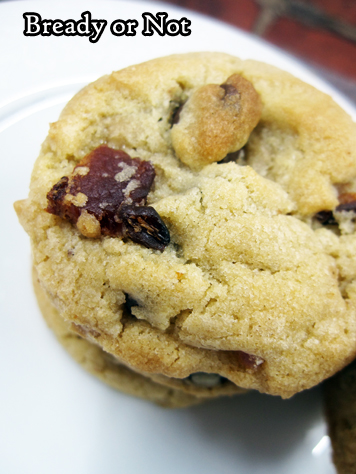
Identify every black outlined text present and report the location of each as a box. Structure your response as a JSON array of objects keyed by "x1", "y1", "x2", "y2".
[
  {"x1": 23, "y1": 11, "x2": 107, "y2": 43},
  {"x1": 142, "y1": 12, "x2": 191, "y2": 36},
  {"x1": 110, "y1": 19, "x2": 138, "y2": 36},
  {"x1": 23, "y1": 11, "x2": 192, "y2": 41}
]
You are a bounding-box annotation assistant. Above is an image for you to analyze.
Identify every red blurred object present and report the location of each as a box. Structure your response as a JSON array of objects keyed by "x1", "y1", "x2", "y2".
[{"x1": 159, "y1": 0, "x2": 356, "y2": 92}]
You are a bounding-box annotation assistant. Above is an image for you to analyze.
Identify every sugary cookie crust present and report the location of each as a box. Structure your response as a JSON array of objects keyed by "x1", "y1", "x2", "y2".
[
  {"x1": 15, "y1": 52, "x2": 356, "y2": 399},
  {"x1": 34, "y1": 267, "x2": 244, "y2": 400}
]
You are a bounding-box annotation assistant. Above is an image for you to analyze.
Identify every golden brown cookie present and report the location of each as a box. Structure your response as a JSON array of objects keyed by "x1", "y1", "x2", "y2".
[
  {"x1": 15, "y1": 53, "x2": 356, "y2": 400},
  {"x1": 33, "y1": 267, "x2": 202, "y2": 408}
]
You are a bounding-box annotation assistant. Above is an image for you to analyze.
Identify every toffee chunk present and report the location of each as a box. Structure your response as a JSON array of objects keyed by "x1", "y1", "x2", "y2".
[{"x1": 171, "y1": 74, "x2": 262, "y2": 169}]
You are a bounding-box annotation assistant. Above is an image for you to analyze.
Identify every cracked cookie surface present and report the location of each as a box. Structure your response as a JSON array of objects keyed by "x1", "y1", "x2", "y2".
[
  {"x1": 32, "y1": 267, "x2": 202, "y2": 407},
  {"x1": 15, "y1": 52, "x2": 356, "y2": 399}
]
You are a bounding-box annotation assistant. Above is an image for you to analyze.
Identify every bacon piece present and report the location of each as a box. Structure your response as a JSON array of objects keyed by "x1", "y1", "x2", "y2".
[{"x1": 47, "y1": 145, "x2": 155, "y2": 237}]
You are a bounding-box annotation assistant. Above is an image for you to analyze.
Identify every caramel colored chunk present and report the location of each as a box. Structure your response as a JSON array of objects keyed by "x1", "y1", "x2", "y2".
[
  {"x1": 171, "y1": 74, "x2": 262, "y2": 169},
  {"x1": 337, "y1": 193, "x2": 356, "y2": 213}
]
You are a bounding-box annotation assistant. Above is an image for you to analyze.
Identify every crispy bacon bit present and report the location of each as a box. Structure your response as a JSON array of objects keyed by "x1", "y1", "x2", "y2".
[
  {"x1": 238, "y1": 351, "x2": 264, "y2": 370},
  {"x1": 336, "y1": 193, "x2": 356, "y2": 213},
  {"x1": 46, "y1": 145, "x2": 155, "y2": 237},
  {"x1": 226, "y1": 351, "x2": 265, "y2": 373},
  {"x1": 46, "y1": 177, "x2": 74, "y2": 219},
  {"x1": 338, "y1": 193, "x2": 356, "y2": 205}
]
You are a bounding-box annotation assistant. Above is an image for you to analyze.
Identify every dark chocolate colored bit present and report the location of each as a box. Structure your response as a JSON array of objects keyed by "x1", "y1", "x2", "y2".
[
  {"x1": 46, "y1": 145, "x2": 155, "y2": 236},
  {"x1": 314, "y1": 193, "x2": 356, "y2": 227},
  {"x1": 218, "y1": 148, "x2": 245, "y2": 164},
  {"x1": 315, "y1": 210, "x2": 337, "y2": 226},
  {"x1": 171, "y1": 103, "x2": 185, "y2": 126},
  {"x1": 118, "y1": 204, "x2": 170, "y2": 252},
  {"x1": 220, "y1": 83, "x2": 238, "y2": 98},
  {"x1": 123, "y1": 293, "x2": 139, "y2": 317}
]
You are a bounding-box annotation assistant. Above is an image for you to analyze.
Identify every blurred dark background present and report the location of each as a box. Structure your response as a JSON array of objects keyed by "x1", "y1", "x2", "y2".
[{"x1": 159, "y1": 0, "x2": 356, "y2": 104}]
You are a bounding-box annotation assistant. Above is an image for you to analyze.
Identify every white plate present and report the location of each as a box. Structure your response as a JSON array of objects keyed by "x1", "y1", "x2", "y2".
[{"x1": 2, "y1": 1, "x2": 354, "y2": 473}]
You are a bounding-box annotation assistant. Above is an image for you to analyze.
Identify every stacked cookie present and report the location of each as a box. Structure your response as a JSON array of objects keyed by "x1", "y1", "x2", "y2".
[{"x1": 15, "y1": 53, "x2": 356, "y2": 407}]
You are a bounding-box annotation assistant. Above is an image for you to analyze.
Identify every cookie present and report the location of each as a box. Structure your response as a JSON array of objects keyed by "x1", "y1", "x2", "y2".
[
  {"x1": 15, "y1": 52, "x2": 356, "y2": 400},
  {"x1": 33, "y1": 267, "x2": 202, "y2": 408},
  {"x1": 33, "y1": 264, "x2": 247, "y2": 400},
  {"x1": 325, "y1": 361, "x2": 356, "y2": 474}
]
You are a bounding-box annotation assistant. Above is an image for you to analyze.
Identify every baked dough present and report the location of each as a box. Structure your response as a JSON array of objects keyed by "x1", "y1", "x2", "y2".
[{"x1": 15, "y1": 53, "x2": 356, "y2": 399}]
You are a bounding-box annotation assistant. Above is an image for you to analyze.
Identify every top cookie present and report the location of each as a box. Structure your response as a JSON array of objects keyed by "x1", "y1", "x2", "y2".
[{"x1": 15, "y1": 52, "x2": 356, "y2": 398}]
